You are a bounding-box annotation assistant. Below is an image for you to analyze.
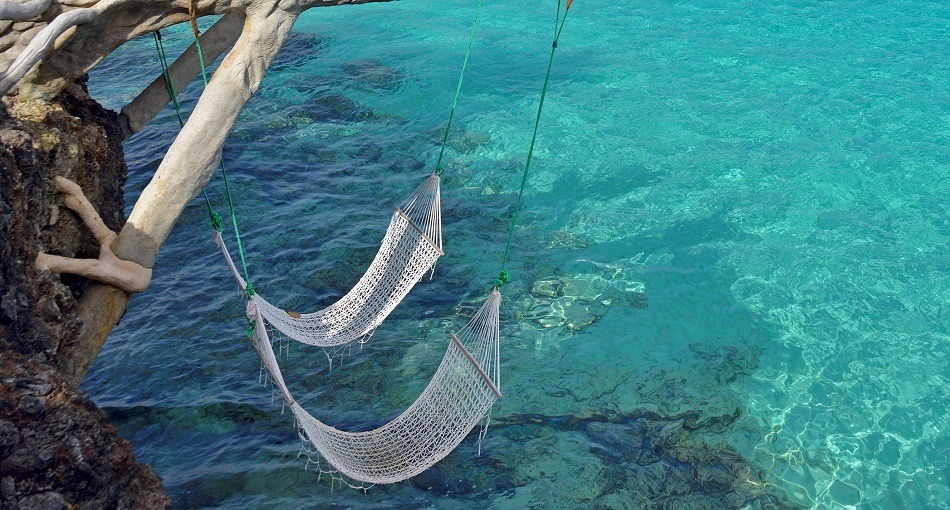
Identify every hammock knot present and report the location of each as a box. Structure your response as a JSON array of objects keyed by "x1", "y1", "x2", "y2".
[
  {"x1": 435, "y1": 163, "x2": 445, "y2": 176},
  {"x1": 245, "y1": 318, "x2": 256, "y2": 337},
  {"x1": 209, "y1": 210, "x2": 223, "y2": 232},
  {"x1": 494, "y1": 269, "x2": 511, "y2": 288},
  {"x1": 244, "y1": 282, "x2": 256, "y2": 298}
]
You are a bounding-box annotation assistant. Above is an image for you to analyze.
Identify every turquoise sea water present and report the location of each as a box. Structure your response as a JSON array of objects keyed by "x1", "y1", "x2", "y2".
[{"x1": 85, "y1": 1, "x2": 948, "y2": 508}]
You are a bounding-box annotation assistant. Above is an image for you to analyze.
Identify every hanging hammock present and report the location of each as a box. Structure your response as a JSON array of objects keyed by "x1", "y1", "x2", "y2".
[
  {"x1": 248, "y1": 289, "x2": 501, "y2": 485},
  {"x1": 232, "y1": 1, "x2": 574, "y2": 485},
  {"x1": 153, "y1": 0, "x2": 574, "y2": 487},
  {"x1": 217, "y1": 174, "x2": 442, "y2": 347},
  {"x1": 148, "y1": 16, "x2": 446, "y2": 350}
]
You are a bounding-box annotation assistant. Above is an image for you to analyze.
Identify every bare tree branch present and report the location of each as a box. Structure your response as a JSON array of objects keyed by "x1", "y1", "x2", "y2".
[
  {"x1": 3, "y1": 0, "x2": 395, "y2": 383},
  {"x1": 118, "y1": 11, "x2": 245, "y2": 138},
  {"x1": 63, "y1": 4, "x2": 301, "y2": 384},
  {"x1": 0, "y1": 4, "x2": 100, "y2": 95},
  {"x1": 35, "y1": 177, "x2": 152, "y2": 294},
  {"x1": 0, "y1": 0, "x2": 52, "y2": 21}
]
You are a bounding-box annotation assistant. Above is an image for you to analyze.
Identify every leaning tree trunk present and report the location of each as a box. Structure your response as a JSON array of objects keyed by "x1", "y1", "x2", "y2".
[
  {"x1": 1, "y1": 0, "x2": 392, "y2": 384},
  {"x1": 58, "y1": 5, "x2": 300, "y2": 383}
]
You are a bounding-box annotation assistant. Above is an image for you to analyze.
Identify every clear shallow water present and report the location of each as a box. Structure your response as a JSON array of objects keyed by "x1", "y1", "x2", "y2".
[{"x1": 86, "y1": 1, "x2": 948, "y2": 508}]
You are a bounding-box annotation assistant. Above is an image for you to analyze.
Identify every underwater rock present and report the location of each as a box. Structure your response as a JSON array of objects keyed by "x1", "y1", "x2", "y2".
[
  {"x1": 342, "y1": 59, "x2": 405, "y2": 92},
  {"x1": 479, "y1": 411, "x2": 800, "y2": 510},
  {"x1": 450, "y1": 129, "x2": 490, "y2": 155},
  {"x1": 537, "y1": 228, "x2": 592, "y2": 250},
  {"x1": 303, "y1": 93, "x2": 374, "y2": 123},
  {"x1": 270, "y1": 33, "x2": 327, "y2": 72},
  {"x1": 104, "y1": 402, "x2": 274, "y2": 432},
  {"x1": 517, "y1": 271, "x2": 647, "y2": 332},
  {"x1": 427, "y1": 123, "x2": 490, "y2": 154}
]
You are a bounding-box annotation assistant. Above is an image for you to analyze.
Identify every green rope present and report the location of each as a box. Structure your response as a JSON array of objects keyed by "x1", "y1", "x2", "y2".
[
  {"x1": 193, "y1": 37, "x2": 210, "y2": 86},
  {"x1": 153, "y1": 31, "x2": 222, "y2": 233},
  {"x1": 191, "y1": 27, "x2": 253, "y2": 294},
  {"x1": 218, "y1": 155, "x2": 253, "y2": 296},
  {"x1": 434, "y1": 0, "x2": 483, "y2": 176},
  {"x1": 153, "y1": 25, "x2": 251, "y2": 293},
  {"x1": 153, "y1": 32, "x2": 185, "y2": 126},
  {"x1": 496, "y1": 4, "x2": 572, "y2": 288}
]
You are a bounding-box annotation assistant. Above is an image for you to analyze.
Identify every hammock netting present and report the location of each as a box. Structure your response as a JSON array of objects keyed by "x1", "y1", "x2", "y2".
[
  {"x1": 247, "y1": 289, "x2": 502, "y2": 485},
  {"x1": 217, "y1": 175, "x2": 443, "y2": 348}
]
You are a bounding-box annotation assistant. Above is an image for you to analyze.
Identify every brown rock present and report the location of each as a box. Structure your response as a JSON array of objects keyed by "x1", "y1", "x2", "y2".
[{"x1": 0, "y1": 350, "x2": 169, "y2": 509}]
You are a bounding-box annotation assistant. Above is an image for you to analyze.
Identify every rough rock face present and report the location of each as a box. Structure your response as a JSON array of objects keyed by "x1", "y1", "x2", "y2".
[
  {"x1": 0, "y1": 78, "x2": 126, "y2": 360},
  {"x1": 0, "y1": 82, "x2": 169, "y2": 508},
  {"x1": 0, "y1": 351, "x2": 170, "y2": 509}
]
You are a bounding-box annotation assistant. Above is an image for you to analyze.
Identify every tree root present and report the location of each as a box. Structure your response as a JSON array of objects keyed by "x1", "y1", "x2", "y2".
[{"x1": 35, "y1": 177, "x2": 152, "y2": 294}]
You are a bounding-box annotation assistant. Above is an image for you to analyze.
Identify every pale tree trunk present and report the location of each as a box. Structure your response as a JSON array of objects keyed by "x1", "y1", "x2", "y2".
[{"x1": 55, "y1": 5, "x2": 300, "y2": 384}]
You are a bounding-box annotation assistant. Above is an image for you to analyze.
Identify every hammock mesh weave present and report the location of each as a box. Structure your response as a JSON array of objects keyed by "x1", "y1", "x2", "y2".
[
  {"x1": 217, "y1": 174, "x2": 442, "y2": 348},
  {"x1": 248, "y1": 289, "x2": 502, "y2": 485}
]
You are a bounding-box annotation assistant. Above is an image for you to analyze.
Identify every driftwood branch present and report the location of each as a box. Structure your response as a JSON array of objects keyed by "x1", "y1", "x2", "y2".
[
  {"x1": 0, "y1": 0, "x2": 52, "y2": 21},
  {"x1": 114, "y1": 7, "x2": 298, "y2": 268},
  {"x1": 0, "y1": 5, "x2": 99, "y2": 95},
  {"x1": 6, "y1": 0, "x2": 393, "y2": 100},
  {"x1": 35, "y1": 177, "x2": 152, "y2": 293},
  {"x1": 118, "y1": 11, "x2": 245, "y2": 138},
  {"x1": 64, "y1": 4, "x2": 302, "y2": 384}
]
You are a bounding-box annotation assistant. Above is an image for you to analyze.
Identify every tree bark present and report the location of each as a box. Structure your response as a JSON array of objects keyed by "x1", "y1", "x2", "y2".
[
  {"x1": 0, "y1": 0, "x2": 52, "y2": 21},
  {"x1": 14, "y1": 0, "x2": 394, "y2": 101}
]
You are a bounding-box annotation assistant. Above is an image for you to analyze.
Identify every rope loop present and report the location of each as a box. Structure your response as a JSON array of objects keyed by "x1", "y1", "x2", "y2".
[
  {"x1": 494, "y1": 269, "x2": 511, "y2": 288},
  {"x1": 244, "y1": 282, "x2": 256, "y2": 299},
  {"x1": 188, "y1": 0, "x2": 201, "y2": 38},
  {"x1": 245, "y1": 318, "x2": 257, "y2": 337},
  {"x1": 209, "y1": 210, "x2": 223, "y2": 232}
]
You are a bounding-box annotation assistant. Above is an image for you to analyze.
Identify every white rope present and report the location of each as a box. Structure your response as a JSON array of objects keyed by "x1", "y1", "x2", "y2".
[
  {"x1": 218, "y1": 174, "x2": 442, "y2": 348},
  {"x1": 248, "y1": 289, "x2": 502, "y2": 485}
]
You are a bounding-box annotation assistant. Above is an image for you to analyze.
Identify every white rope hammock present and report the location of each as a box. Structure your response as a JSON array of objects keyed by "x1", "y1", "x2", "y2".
[
  {"x1": 247, "y1": 289, "x2": 502, "y2": 485},
  {"x1": 217, "y1": 174, "x2": 442, "y2": 348}
]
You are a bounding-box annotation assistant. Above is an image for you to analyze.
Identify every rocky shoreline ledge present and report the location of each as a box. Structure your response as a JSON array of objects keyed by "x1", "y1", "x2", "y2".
[{"x1": 1, "y1": 81, "x2": 170, "y2": 509}]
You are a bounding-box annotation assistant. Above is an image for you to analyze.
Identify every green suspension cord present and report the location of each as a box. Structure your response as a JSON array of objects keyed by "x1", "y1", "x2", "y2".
[
  {"x1": 192, "y1": 26, "x2": 254, "y2": 295},
  {"x1": 495, "y1": 2, "x2": 573, "y2": 289},
  {"x1": 153, "y1": 31, "x2": 224, "y2": 234},
  {"x1": 434, "y1": 0, "x2": 483, "y2": 176},
  {"x1": 153, "y1": 32, "x2": 185, "y2": 126},
  {"x1": 153, "y1": 25, "x2": 253, "y2": 296},
  {"x1": 191, "y1": 35, "x2": 253, "y2": 295}
]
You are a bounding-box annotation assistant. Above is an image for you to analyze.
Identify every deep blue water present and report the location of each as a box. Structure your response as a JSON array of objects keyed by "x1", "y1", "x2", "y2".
[{"x1": 86, "y1": 1, "x2": 948, "y2": 508}]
